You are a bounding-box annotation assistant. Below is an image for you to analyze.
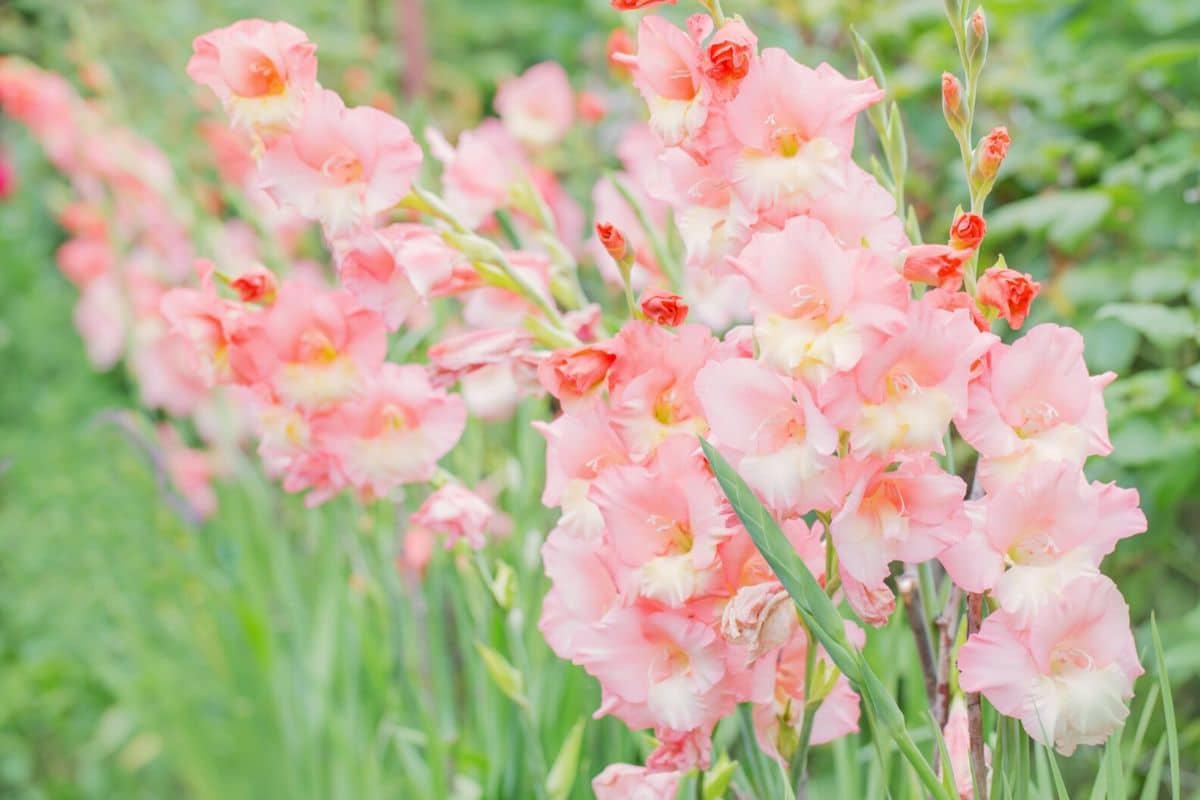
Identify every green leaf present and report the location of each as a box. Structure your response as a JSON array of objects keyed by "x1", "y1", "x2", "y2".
[
  {"x1": 1040, "y1": 744, "x2": 1071, "y2": 800},
  {"x1": 702, "y1": 753, "x2": 737, "y2": 800},
  {"x1": 545, "y1": 719, "x2": 584, "y2": 800},
  {"x1": 1081, "y1": 318, "x2": 1140, "y2": 373},
  {"x1": 474, "y1": 642, "x2": 528, "y2": 709},
  {"x1": 1096, "y1": 303, "x2": 1196, "y2": 350},
  {"x1": 987, "y1": 190, "x2": 1112, "y2": 252},
  {"x1": 1150, "y1": 615, "x2": 1181, "y2": 800}
]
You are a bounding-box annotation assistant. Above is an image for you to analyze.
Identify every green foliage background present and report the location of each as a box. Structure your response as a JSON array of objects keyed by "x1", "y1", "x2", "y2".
[{"x1": 0, "y1": 0, "x2": 1197, "y2": 797}]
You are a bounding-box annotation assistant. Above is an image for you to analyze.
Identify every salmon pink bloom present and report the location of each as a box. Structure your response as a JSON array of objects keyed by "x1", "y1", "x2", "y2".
[
  {"x1": 411, "y1": 484, "x2": 495, "y2": 549},
  {"x1": 901, "y1": 244, "x2": 970, "y2": 291},
  {"x1": 495, "y1": 61, "x2": 574, "y2": 148},
  {"x1": 957, "y1": 324, "x2": 1114, "y2": 488},
  {"x1": 589, "y1": 437, "x2": 737, "y2": 606},
  {"x1": 720, "y1": 582, "x2": 797, "y2": 663},
  {"x1": 536, "y1": 410, "x2": 630, "y2": 538},
  {"x1": 186, "y1": 20, "x2": 318, "y2": 137},
  {"x1": 606, "y1": 322, "x2": 722, "y2": 461},
  {"x1": 629, "y1": 16, "x2": 709, "y2": 147},
  {"x1": 702, "y1": 21, "x2": 757, "y2": 92},
  {"x1": 229, "y1": 264, "x2": 277, "y2": 303},
  {"x1": 74, "y1": 274, "x2": 127, "y2": 370},
  {"x1": 160, "y1": 260, "x2": 244, "y2": 386},
  {"x1": 950, "y1": 212, "x2": 987, "y2": 250},
  {"x1": 230, "y1": 280, "x2": 387, "y2": 409},
  {"x1": 258, "y1": 89, "x2": 422, "y2": 235},
  {"x1": 940, "y1": 461, "x2": 1144, "y2": 621},
  {"x1": 639, "y1": 288, "x2": 689, "y2": 326},
  {"x1": 733, "y1": 216, "x2": 908, "y2": 387},
  {"x1": 831, "y1": 455, "x2": 969, "y2": 585},
  {"x1": 538, "y1": 345, "x2": 617, "y2": 409},
  {"x1": 335, "y1": 224, "x2": 461, "y2": 330},
  {"x1": 726, "y1": 50, "x2": 882, "y2": 210},
  {"x1": 592, "y1": 764, "x2": 680, "y2": 800},
  {"x1": 320, "y1": 364, "x2": 466, "y2": 498},
  {"x1": 428, "y1": 120, "x2": 527, "y2": 229},
  {"x1": 695, "y1": 357, "x2": 839, "y2": 515},
  {"x1": 56, "y1": 235, "x2": 113, "y2": 286},
  {"x1": 958, "y1": 574, "x2": 1141, "y2": 754},
  {"x1": 838, "y1": 565, "x2": 897, "y2": 627},
  {"x1": 826, "y1": 298, "x2": 995, "y2": 457}
]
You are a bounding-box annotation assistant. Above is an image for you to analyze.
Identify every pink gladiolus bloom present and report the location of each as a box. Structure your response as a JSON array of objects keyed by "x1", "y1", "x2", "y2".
[
  {"x1": 838, "y1": 565, "x2": 897, "y2": 627},
  {"x1": 56, "y1": 235, "x2": 113, "y2": 286},
  {"x1": 695, "y1": 357, "x2": 839, "y2": 515},
  {"x1": 186, "y1": 20, "x2": 318, "y2": 137},
  {"x1": 826, "y1": 298, "x2": 996, "y2": 457},
  {"x1": 589, "y1": 437, "x2": 736, "y2": 606},
  {"x1": 229, "y1": 264, "x2": 278, "y2": 304},
  {"x1": 537, "y1": 345, "x2": 617, "y2": 409},
  {"x1": 429, "y1": 120, "x2": 527, "y2": 229},
  {"x1": 335, "y1": 224, "x2": 461, "y2": 330},
  {"x1": 901, "y1": 243, "x2": 971, "y2": 291},
  {"x1": 733, "y1": 216, "x2": 908, "y2": 386},
  {"x1": 229, "y1": 280, "x2": 387, "y2": 409},
  {"x1": 411, "y1": 484, "x2": 495, "y2": 549},
  {"x1": 429, "y1": 327, "x2": 534, "y2": 384},
  {"x1": 258, "y1": 89, "x2": 422, "y2": 235},
  {"x1": 831, "y1": 455, "x2": 969, "y2": 586},
  {"x1": 158, "y1": 425, "x2": 220, "y2": 520},
  {"x1": 630, "y1": 16, "x2": 709, "y2": 146},
  {"x1": 940, "y1": 461, "x2": 1144, "y2": 620},
  {"x1": 702, "y1": 20, "x2": 758, "y2": 93},
  {"x1": 592, "y1": 764, "x2": 680, "y2": 800},
  {"x1": 958, "y1": 574, "x2": 1142, "y2": 754},
  {"x1": 957, "y1": 324, "x2": 1115, "y2": 488},
  {"x1": 74, "y1": 273, "x2": 128, "y2": 370},
  {"x1": 495, "y1": 61, "x2": 574, "y2": 147},
  {"x1": 726, "y1": 50, "x2": 882, "y2": 210},
  {"x1": 320, "y1": 364, "x2": 466, "y2": 499},
  {"x1": 160, "y1": 261, "x2": 245, "y2": 387},
  {"x1": 977, "y1": 265, "x2": 1040, "y2": 329}
]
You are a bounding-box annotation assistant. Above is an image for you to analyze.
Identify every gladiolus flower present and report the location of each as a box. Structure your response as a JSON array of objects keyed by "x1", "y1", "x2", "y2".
[
  {"x1": 186, "y1": 20, "x2": 318, "y2": 137},
  {"x1": 229, "y1": 264, "x2": 278, "y2": 303},
  {"x1": 958, "y1": 574, "x2": 1141, "y2": 755},
  {"x1": 593, "y1": 764, "x2": 680, "y2": 800},
  {"x1": 639, "y1": 288, "x2": 689, "y2": 326},
  {"x1": 702, "y1": 21, "x2": 757, "y2": 88},
  {"x1": 257, "y1": 89, "x2": 422, "y2": 235},
  {"x1": 610, "y1": 0, "x2": 677, "y2": 9},
  {"x1": 976, "y1": 265, "x2": 1040, "y2": 328},
  {"x1": 974, "y1": 126, "x2": 1010, "y2": 181},
  {"x1": 411, "y1": 484, "x2": 495, "y2": 549},
  {"x1": 721, "y1": 582, "x2": 797, "y2": 662},
  {"x1": 949, "y1": 212, "x2": 987, "y2": 250},
  {"x1": 494, "y1": 61, "x2": 575, "y2": 148},
  {"x1": 901, "y1": 244, "x2": 971, "y2": 290},
  {"x1": 595, "y1": 221, "x2": 630, "y2": 263},
  {"x1": 538, "y1": 345, "x2": 617, "y2": 408}
]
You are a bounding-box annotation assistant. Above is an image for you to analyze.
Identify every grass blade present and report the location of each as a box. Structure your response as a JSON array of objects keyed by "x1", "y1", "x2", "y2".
[{"x1": 1150, "y1": 614, "x2": 1180, "y2": 800}]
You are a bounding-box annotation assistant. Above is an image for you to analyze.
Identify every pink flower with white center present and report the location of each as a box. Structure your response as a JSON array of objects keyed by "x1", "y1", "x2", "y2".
[
  {"x1": 589, "y1": 437, "x2": 736, "y2": 606},
  {"x1": 411, "y1": 484, "x2": 495, "y2": 549},
  {"x1": 592, "y1": 764, "x2": 680, "y2": 800},
  {"x1": 753, "y1": 622, "x2": 863, "y2": 762},
  {"x1": 334, "y1": 224, "x2": 462, "y2": 330},
  {"x1": 733, "y1": 216, "x2": 908, "y2": 387},
  {"x1": 725, "y1": 49, "x2": 882, "y2": 210},
  {"x1": 428, "y1": 120, "x2": 528, "y2": 229},
  {"x1": 186, "y1": 20, "x2": 317, "y2": 137},
  {"x1": 957, "y1": 324, "x2": 1115, "y2": 490},
  {"x1": 629, "y1": 16, "x2": 709, "y2": 147},
  {"x1": 792, "y1": 162, "x2": 910, "y2": 253},
  {"x1": 579, "y1": 607, "x2": 735, "y2": 732},
  {"x1": 606, "y1": 321, "x2": 723, "y2": 462},
  {"x1": 825, "y1": 297, "x2": 996, "y2": 457},
  {"x1": 939, "y1": 461, "x2": 1144, "y2": 622},
  {"x1": 958, "y1": 574, "x2": 1142, "y2": 755},
  {"x1": 539, "y1": 518, "x2": 622, "y2": 658},
  {"x1": 535, "y1": 410, "x2": 629, "y2": 538},
  {"x1": 257, "y1": 89, "x2": 422, "y2": 235},
  {"x1": 160, "y1": 262, "x2": 245, "y2": 387},
  {"x1": 831, "y1": 455, "x2": 969, "y2": 586},
  {"x1": 695, "y1": 357, "x2": 839, "y2": 516},
  {"x1": 320, "y1": 364, "x2": 466, "y2": 499},
  {"x1": 494, "y1": 61, "x2": 574, "y2": 148},
  {"x1": 229, "y1": 280, "x2": 387, "y2": 409}
]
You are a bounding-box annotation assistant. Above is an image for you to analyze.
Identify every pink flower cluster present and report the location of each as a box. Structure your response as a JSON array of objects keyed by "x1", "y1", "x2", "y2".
[{"x1": 531, "y1": 10, "x2": 1146, "y2": 790}]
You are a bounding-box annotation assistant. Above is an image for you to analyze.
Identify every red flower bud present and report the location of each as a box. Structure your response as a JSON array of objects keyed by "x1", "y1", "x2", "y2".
[
  {"x1": 974, "y1": 126, "x2": 1011, "y2": 181},
  {"x1": 949, "y1": 212, "x2": 987, "y2": 250},
  {"x1": 230, "y1": 265, "x2": 278, "y2": 304},
  {"x1": 977, "y1": 266, "x2": 1040, "y2": 329},
  {"x1": 537, "y1": 346, "x2": 617, "y2": 405},
  {"x1": 610, "y1": 0, "x2": 676, "y2": 10},
  {"x1": 639, "y1": 288, "x2": 689, "y2": 326},
  {"x1": 595, "y1": 222, "x2": 630, "y2": 263},
  {"x1": 703, "y1": 22, "x2": 756, "y2": 84},
  {"x1": 901, "y1": 244, "x2": 971, "y2": 291},
  {"x1": 941, "y1": 72, "x2": 962, "y2": 114}
]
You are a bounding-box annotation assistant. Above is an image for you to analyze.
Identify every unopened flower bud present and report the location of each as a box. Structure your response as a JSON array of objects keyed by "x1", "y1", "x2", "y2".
[
  {"x1": 949, "y1": 211, "x2": 987, "y2": 250},
  {"x1": 230, "y1": 264, "x2": 278, "y2": 304},
  {"x1": 976, "y1": 260, "x2": 1041, "y2": 329},
  {"x1": 901, "y1": 244, "x2": 970, "y2": 291},
  {"x1": 721, "y1": 583, "x2": 798, "y2": 663},
  {"x1": 966, "y1": 8, "x2": 989, "y2": 76},
  {"x1": 972, "y1": 126, "x2": 1011, "y2": 182},
  {"x1": 941, "y1": 72, "x2": 967, "y2": 135},
  {"x1": 639, "y1": 288, "x2": 689, "y2": 326},
  {"x1": 595, "y1": 222, "x2": 630, "y2": 264}
]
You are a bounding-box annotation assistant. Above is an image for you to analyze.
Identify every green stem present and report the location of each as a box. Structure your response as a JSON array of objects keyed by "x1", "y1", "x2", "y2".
[
  {"x1": 791, "y1": 628, "x2": 820, "y2": 796},
  {"x1": 610, "y1": 174, "x2": 682, "y2": 292}
]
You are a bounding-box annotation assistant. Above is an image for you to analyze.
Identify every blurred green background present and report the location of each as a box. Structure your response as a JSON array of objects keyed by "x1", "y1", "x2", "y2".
[{"x1": 1, "y1": 0, "x2": 1197, "y2": 797}]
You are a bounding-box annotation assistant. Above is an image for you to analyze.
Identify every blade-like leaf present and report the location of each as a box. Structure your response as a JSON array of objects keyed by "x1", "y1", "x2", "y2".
[{"x1": 1150, "y1": 614, "x2": 1181, "y2": 800}]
